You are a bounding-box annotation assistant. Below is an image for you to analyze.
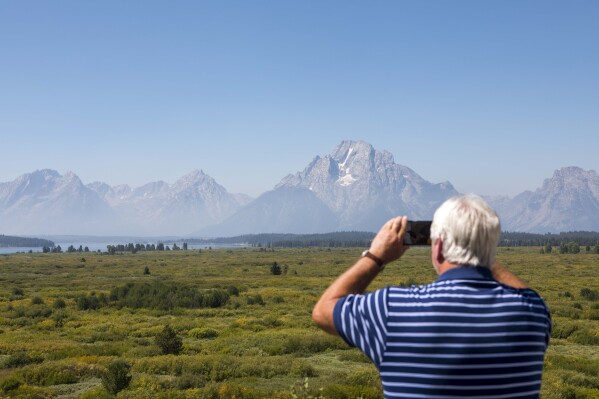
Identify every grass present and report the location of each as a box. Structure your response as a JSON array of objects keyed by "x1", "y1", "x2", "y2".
[{"x1": 0, "y1": 247, "x2": 597, "y2": 398}]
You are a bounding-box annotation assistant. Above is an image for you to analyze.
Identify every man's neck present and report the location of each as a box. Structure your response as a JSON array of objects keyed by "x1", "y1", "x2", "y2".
[{"x1": 435, "y1": 261, "x2": 462, "y2": 276}]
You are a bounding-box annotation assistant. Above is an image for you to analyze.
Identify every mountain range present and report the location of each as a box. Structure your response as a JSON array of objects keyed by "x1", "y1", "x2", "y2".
[{"x1": 1, "y1": 140, "x2": 598, "y2": 236}]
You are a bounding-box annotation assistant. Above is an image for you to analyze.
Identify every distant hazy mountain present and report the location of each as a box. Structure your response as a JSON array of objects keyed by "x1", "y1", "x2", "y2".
[
  {"x1": 87, "y1": 169, "x2": 250, "y2": 235},
  {"x1": 201, "y1": 187, "x2": 339, "y2": 236},
  {"x1": 201, "y1": 140, "x2": 459, "y2": 235},
  {"x1": 0, "y1": 170, "x2": 115, "y2": 235},
  {"x1": 487, "y1": 167, "x2": 599, "y2": 233},
  {"x1": 0, "y1": 169, "x2": 249, "y2": 236}
]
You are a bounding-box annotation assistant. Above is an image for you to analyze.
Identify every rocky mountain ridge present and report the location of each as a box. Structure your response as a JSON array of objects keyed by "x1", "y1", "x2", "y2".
[
  {"x1": 1, "y1": 141, "x2": 598, "y2": 235},
  {"x1": 0, "y1": 169, "x2": 249, "y2": 235},
  {"x1": 205, "y1": 140, "x2": 459, "y2": 235},
  {"x1": 487, "y1": 166, "x2": 599, "y2": 233}
]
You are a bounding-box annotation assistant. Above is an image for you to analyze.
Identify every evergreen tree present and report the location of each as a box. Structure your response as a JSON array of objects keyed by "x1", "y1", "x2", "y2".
[
  {"x1": 155, "y1": 325, "x2": 183, "y2": 355},
  {"x1": 559, "y1": 242, "x2": 568, "y2": 254},
  {"x1": 270, "y1": 262, "x2": 282, "y2": 275},
  {"x1": 568, "y1": 242, "x2": 580, "y2": 254}
]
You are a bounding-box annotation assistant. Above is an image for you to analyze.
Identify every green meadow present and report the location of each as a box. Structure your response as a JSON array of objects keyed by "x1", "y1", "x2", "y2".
[{"x1": 0, "y1": 247, "x2": 598, "y2": 398}]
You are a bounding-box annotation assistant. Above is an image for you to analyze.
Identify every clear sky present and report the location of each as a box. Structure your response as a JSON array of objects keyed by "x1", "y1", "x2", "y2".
[{"x1": 1, "y1": 1, "x2": 597, "y2": 198}]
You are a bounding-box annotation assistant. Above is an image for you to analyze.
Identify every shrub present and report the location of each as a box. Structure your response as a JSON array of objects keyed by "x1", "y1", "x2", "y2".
[
  {"x1": 25, "y1": 305, "x2": 52, "y2": 319},
  {"x1": 226, "y1": 285, "x2": 239, "y2": 296},
  {"x1": 176, "y1": 372, "x2": 207, "y2": 389},
  {"x1": 346, "y1": 368, "x2": 380, "y2": 386},
  {"x1": 289, "y1": 360, "x2": 317, "y2": 377},
  {"x1": 4, "y1": 352, "x2": 44, "y2": 368},
  {"x1": 143, "y1": 266, "x2": 150, "y2": 275},
  {"x1": 156, "y1": 324, "x2": 183, "y2": 355},
  {"x1": 0, "y1": 376, "x2": 22, "y2": 393},
  {"x1": 246, "y1": 294, "x2": 265, "y2": 306},
  {"x1": 17, "y1": 362, "x2": 88, "y2": 386},
  {"x1": 320, "y1": 384, "x2": 381, "y2": 399},
  {"x1": 77, "y1": 293, "x2": 107, "y2": 310},
  {"x1": 580, "y1": 287, "x2": 599, "y2": 301},
  {"x1": 79, "y1": 386, "x2": 114, "y2": 399},
  {"x1": 551, "y1": 322, "x2": 578, "y2": 339},
  {"x1": 52, "y1": 298, "x2": 66, "y2": 309},
  {"x1": 570, "y1": 328, "x2": 599, "y2": 345},
  {"x1": 189, "y1": 328, "x2": 219, "y2": 339},
  {"x1": 201, "y1": 382, "x2": 262, "y2": 399},
  {"x1": 337, "y1": 350, "x2": 371, "y2": 363},
  {"x1": 31, "y1": 296, "x2": 44, "y2": 305},
  {"x1": 102, "y1": 360, "x2": 132, "y2": 395},
  {"x1": 266, "y1": 333, "x2": 346, "y2": 356},
  {"x1": 51, "y1": 310, "x2": 68, "y2": 327}
]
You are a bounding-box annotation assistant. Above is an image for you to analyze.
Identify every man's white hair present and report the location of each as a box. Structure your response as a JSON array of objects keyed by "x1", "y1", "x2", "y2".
[{"x1": 430, "y1": 194, "x2": 501, "y2": 267}]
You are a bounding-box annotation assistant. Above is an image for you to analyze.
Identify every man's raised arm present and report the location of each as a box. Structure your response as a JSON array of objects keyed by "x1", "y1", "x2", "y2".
[
  {"x1": 312, "y1": 216, "x2": 409, "y2": 335},
  {"x1": 491, "y1": 262, "x2": 529, "y2": 289}
]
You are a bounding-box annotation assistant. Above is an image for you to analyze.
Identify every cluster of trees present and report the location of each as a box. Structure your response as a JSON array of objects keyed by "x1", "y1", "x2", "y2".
[
  {"x1": 539, "y1": 241, "x2": 599, "y2": 254},
  {"x1": 108, "y1": 281, "x2": 233, "y2": 310},
  {"x1": 42, "y1": 245, "x2": 62, "y2": 253},
  {"x1": 106, "y1": 242, "x2": 188, "y2": 255},
  {"x1": 75, "y1": 281, "x2": 237, "y2": 311},
  {"x1": 270, "y1": 262, "x2": 289, "y2": 275},
  {"x1": 42, "y1": 245, "x2": 90, "y2": 253},
  {"x1": 500, "y1": 231, "x2": 599, "y2": 247},
  {"x1": 0, "y1": 234, "x2": 54, "y2": 248}
]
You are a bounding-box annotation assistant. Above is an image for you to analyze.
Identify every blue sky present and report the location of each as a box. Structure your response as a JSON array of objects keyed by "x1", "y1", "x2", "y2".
[{"x1": 1, "y1": 1, "x2": 597, "y2": 197}]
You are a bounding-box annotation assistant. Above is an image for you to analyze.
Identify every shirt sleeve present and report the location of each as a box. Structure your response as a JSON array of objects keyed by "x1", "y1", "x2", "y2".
[
  {"x1": 332, "y1": 287, "x2": 389, "y2": 367},
  {"x1": 521, "y1": 288, "x2": 552, "y2": 347}
]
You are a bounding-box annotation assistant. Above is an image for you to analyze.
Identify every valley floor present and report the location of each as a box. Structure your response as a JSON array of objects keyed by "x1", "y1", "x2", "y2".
[{"x1": 0, "y1": 247, "x2": 597, "y2": 398}]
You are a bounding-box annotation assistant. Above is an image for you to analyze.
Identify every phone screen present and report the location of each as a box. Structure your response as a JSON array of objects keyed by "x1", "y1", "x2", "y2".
[{"x1": 404, "y1": 221, "x2": 432, "y2": 246}]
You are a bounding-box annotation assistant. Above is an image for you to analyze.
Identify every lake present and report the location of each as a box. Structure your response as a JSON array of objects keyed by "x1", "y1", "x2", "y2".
[{"x1": 0, "y1": 242, "x2": 249, "y2": 254}]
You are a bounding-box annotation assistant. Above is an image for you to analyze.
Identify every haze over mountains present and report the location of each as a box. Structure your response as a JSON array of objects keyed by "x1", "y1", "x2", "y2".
[{"x1": 1, "y1": 140, "x2": 598, "y2": 236}]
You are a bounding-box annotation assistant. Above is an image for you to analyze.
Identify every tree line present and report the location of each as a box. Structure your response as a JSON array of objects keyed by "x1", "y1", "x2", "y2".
[
  {"x1": 187, "y1": 232, "x2": 376, "y2": 248},
  {"x1": 499, "y1": 231, "x2": 599, "y2": 247},
  {"x1": 0, "y1": 234, "x2": 54, "y2": 248},
  {"x1": 105, "y1": 242, "x2": 188, "y2": 254}
]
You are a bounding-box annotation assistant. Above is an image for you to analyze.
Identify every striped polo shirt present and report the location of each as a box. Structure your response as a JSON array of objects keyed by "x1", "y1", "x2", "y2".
[{"x1": 333, "y1": 265, "x2": 551, "y2": 399}]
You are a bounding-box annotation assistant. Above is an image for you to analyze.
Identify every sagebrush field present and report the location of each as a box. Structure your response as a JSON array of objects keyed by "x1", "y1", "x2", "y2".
[{"x1": 0, "y1": 247, "x2": 598, "y2": 398}]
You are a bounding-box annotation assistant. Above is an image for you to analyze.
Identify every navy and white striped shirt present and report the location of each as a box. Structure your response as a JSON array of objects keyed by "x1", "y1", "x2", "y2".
[{"x1": 333, "y1": 266, "x2": 551, "y2": 399}]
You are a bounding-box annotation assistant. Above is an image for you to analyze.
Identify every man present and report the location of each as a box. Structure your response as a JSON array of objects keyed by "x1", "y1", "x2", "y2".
[{"x1": 312, "y1": 195, "x2": 551, "y2": 399}]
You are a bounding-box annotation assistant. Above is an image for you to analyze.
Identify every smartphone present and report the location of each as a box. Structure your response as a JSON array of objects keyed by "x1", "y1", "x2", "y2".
[{"x1": 404, "y1": 221, "x2": 432, "y2": 246}]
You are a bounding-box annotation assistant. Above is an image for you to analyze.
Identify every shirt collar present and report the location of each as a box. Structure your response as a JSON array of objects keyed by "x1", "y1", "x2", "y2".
[{"x1": 435, "y1": 265, "x2": 493, "y2": 282}]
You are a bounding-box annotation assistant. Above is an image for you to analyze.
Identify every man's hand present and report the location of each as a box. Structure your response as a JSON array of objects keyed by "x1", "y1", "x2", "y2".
[{"x1": 369, "y1": 216, "x2": 409, "y2": 265}]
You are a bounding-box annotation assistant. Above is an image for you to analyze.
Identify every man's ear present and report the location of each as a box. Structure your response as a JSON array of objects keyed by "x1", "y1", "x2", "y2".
[{"x1": 433, "y1": 238, "x2": 445, "y2": 264}]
